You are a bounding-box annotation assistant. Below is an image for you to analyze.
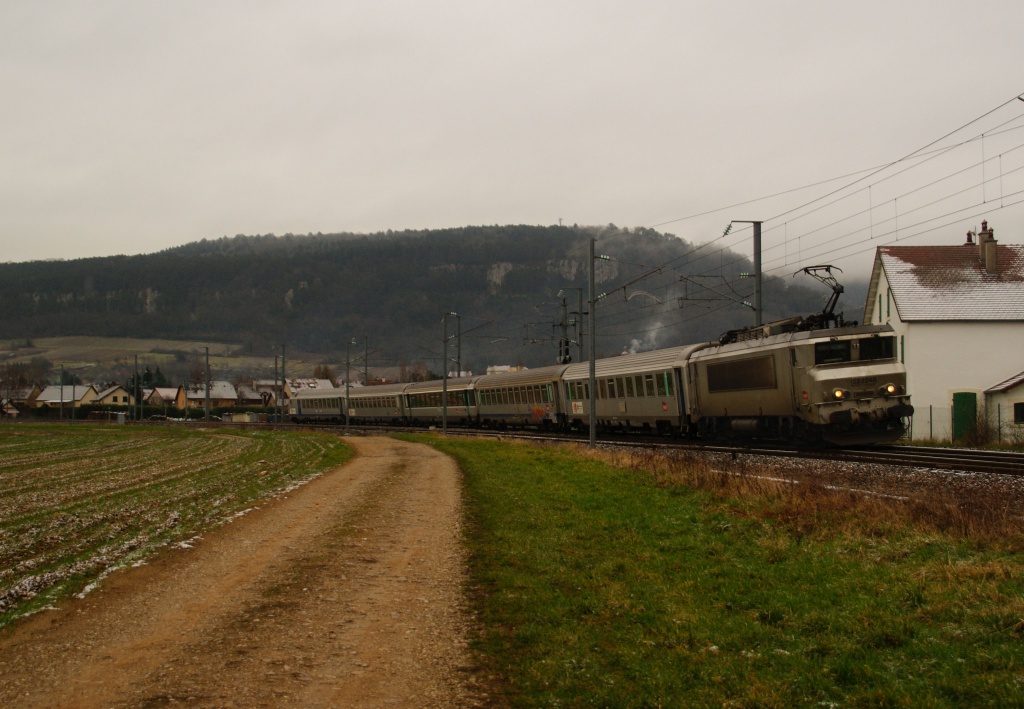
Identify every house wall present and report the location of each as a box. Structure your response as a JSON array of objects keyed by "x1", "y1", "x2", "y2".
[
  {"x1": 985, "y1": 389, "x2": 1024, "y2": 444},
  {"x1": 898, "y1": 321, "x2": 1024, "y2": 440},
  {"x1": 96, "y1": 390, "x2": 133, "y2": 406},
  {"x1": 868, "y1": 267, "x2": 1024, "y2": 441}
]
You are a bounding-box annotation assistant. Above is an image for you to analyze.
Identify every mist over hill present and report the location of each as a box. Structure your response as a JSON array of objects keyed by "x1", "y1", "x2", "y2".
[{"x1": 0, "y1": 225, "x2": 867, "y2": 373}]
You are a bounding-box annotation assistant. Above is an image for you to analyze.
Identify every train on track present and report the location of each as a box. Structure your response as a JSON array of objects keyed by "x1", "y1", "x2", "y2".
[{"x1": 291, "y1": 303, "x2": 914, "y2": 446}]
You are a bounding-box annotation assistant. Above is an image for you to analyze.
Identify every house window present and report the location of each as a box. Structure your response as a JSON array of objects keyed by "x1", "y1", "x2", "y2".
[{"x1": 1015, "y1": 402, "x2": 1024, "y2": 425}]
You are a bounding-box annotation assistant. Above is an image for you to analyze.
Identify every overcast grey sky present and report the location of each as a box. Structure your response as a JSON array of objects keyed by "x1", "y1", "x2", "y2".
[{"x1": 3, "y1": 1, "x2": 1023, "y2": 279}]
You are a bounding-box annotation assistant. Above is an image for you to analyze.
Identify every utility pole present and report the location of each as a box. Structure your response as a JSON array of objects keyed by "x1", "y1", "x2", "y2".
[
  {"x1": 134, "y1": 355, "x2": 139, "y2": 421},
  {"x1": 442, "y1": 311, "x2": 457, "y2": 434},
  {"x1": 732, "y1": 220, "x2": 763, "y2": 326},
  {"x1": 273, "y1": 355, "x2": 279, "y2": 423},
  {"x1": 456, "y1": 314, "x2": 462, "y2": 377},
  {"x1": 281, "y1": 344, "x2": 286, "y2": 420},
  {"x1": 363, "y1": 335, "x2": 369, "y2": 385},
  {"x1": 576, "y1": 288, "x2": 584, "y2": 362},
  {"x1": 60, "y1": 364, "x2": 64, "y2": 421},
  {"x1": 345, "y1": 337, "x2": 357, "y2": 429},
  {"x1": 588, "y1": 238, "x2": 597, "y2": 448},
  {"x1": 560, "y1": 297, "x2": 569, "y2": 363},
  {"x1": 204, "y1": 346, "x2": 211, "y2": 422}
]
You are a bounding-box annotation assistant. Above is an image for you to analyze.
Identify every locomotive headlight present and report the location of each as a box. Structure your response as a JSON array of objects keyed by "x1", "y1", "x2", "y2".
[
  {"x1": 832, "y1": 388, "x2": 849, "y2": 400},
  {"x1": 877, "y1": 383, "x2": 902, "y2": 397}
]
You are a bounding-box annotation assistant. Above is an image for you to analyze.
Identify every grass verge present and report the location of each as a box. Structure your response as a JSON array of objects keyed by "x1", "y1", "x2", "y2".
[
  {"x1": 415, "y1": 435, "x2": 1024, "y2": 708},
  {"x1": 0, "y1": 424, "x2": 352, "y2": 628}
]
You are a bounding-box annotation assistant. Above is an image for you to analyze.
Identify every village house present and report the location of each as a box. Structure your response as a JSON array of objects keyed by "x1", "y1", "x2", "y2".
[
  {"x1": 3, "y1": 384, "x2": 41, "y2": 410},
  {"x1": 235, "y1": 384, "x2": 267, "y2": 408},
  {"x1": 35, "y1": 384, "x2": 98, "y2": 409},
  {"x1": 93, "y1": 384, "x2": 134, "y2": 407},
  {"x1": 864, "y1": 220, "x2": 1024, "y2": 441},
  {"x1": 984, "y1": 370, "x2": 1024, "y2": 443},
  {"x1": 146, "y1": 386, "x2": 186, "y2": 411},
  {"x1": 183, "y1": 381, "x2": 238, "y2": 409}
]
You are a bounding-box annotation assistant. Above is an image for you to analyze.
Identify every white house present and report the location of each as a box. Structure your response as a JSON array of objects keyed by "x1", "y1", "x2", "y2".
[
  {"x1": 985, "y1": 370, "x2": 1024, "y2": 443},
  {"x1": 864, "y1": 221, "x2": 1024, "y2": 441}
]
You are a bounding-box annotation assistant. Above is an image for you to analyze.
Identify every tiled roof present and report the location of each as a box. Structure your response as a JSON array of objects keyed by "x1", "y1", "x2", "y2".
[
  {"x1": 987, "y1": 370, "x2": 1024, "y2": 393},
  {"x1": 879, "y1": 244, "x2": 1024, "y2": 320}
]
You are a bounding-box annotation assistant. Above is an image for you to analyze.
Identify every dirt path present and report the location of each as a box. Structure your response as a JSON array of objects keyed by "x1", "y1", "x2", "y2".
[{"x1": 0, "y1": 436, "x2": 486, "y2": 708}]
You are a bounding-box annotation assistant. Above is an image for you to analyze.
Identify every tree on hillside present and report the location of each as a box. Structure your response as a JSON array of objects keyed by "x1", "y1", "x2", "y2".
[{"x1": 312, "y1": 364, "x2": 337, "y2": 385}]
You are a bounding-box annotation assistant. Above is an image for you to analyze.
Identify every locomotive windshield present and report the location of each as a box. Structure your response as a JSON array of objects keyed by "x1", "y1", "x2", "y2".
[
  {"x1": 814, "y1": 336, "x2": 896, "y2": 365},
  {"x1": 859, "y1": 336, "x2": 895, "y2": 361}
]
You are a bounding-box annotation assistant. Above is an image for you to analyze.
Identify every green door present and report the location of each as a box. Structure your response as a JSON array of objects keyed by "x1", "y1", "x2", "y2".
[{"x1": 952, "y1": 392, "x2": 977, "y2": 441}]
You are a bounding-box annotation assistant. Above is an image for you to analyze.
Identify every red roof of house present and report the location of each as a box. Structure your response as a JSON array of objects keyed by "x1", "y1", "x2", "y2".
[{"x1": 874, "y1": 243, "x2": 1024, "y2": 320}]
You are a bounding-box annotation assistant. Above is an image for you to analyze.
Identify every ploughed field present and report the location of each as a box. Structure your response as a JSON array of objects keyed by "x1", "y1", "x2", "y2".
[{"x1": 0, "y1": 424, "x2": 352, "y2": 626}]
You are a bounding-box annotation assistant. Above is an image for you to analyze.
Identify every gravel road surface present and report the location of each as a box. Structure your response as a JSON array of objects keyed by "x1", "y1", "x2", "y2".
[{"x1": 0, "y1": 436, "x2": 484, "y2": 708}]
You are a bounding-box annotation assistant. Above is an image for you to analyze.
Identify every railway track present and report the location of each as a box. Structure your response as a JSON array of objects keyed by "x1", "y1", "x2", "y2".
[
  {"x1": 434, "y1": 427, "x2": 1024, "y2": 477},
  {"x1": 124, "y1": 418, "x2": 1024, "y2": 477}
]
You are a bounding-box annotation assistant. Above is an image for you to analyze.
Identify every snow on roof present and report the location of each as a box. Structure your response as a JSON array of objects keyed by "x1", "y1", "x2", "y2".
[
  {"x1": 877, "y1": 244, "x2": 1024, "y2": 321},
  {"x1": 37, "y1": 385, "x2": 95, "y2": 403}
]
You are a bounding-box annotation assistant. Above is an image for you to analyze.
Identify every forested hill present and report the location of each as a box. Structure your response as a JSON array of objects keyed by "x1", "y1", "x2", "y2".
[{"x1": 0, "y1": 225, "x2": 866, "y2": 369}]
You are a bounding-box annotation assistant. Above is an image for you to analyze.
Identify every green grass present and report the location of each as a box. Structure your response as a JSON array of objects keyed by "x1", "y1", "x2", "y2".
[
  {"x1": 0, "y1": 424, "x2": 352, "y2": 627},
  {"x1": 417, "y1": 435, "x2": 1024, "y2": 708}
]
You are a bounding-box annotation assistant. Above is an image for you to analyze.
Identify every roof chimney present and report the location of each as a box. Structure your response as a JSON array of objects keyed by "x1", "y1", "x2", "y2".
[
  {"x1": 985, "y1": 237, "x2": 999, "y2": 275},
  {"x1": 978, "y1": 220, "x2": 998, "y2": 275},
  {"x1": 976, "y1": 220, "x2": 992, "y2": 259},
  {"x1": 964, "y1": 230, "x2": 975, "y2": 246}
]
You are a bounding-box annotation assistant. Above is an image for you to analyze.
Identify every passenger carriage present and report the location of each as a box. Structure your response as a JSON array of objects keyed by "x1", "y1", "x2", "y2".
[
  {"x1": 346, "y1": 382, "x2": 409, "y2": 425},
  {"x1": 561, "y1": 347, "x2": 707, "y2": 433},
  {"x1": 404, "y1": 376, "x2": 478, "y2": 426},
  {"x1": 474, "y1": 365, "x2": 569, "y2": 428},
  {"x1": 289, "y1": 387, "x2": 346, "y2": 423}
]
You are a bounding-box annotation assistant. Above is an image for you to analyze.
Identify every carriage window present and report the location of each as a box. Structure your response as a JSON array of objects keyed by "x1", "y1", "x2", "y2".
[
  {"x1": 665, "y1": 372, "x2": 675, "y2": 396},
  {"x1": 656, "y1": 373, "x2": 667, "y2": 397},
  {"x1": 616, "y1": 378, "x2": 626, "y2": 399},
  {"x1": 858, "y1": 336, "x2": 895, "y2": 361},
  {"x1": 645, "y1": 375, "x2": 656, "y2": 397},
  {"x1": 625, "y1": 377, "x2": 635, "y2": 398},
  {"x1": 599, "y1": 380, "x2": 608, "y2": 399},
  {"x1": 815, "y1": 340, "x2": 851, "y2": 364},
  {"x1": 607, "y1": 379, "x2": 616, "y2": 399}
]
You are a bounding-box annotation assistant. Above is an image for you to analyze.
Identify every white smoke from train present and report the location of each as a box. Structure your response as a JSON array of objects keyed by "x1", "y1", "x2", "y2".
[{"x1": 626, "y1": 323, "x2": 662, "y2": 354}]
